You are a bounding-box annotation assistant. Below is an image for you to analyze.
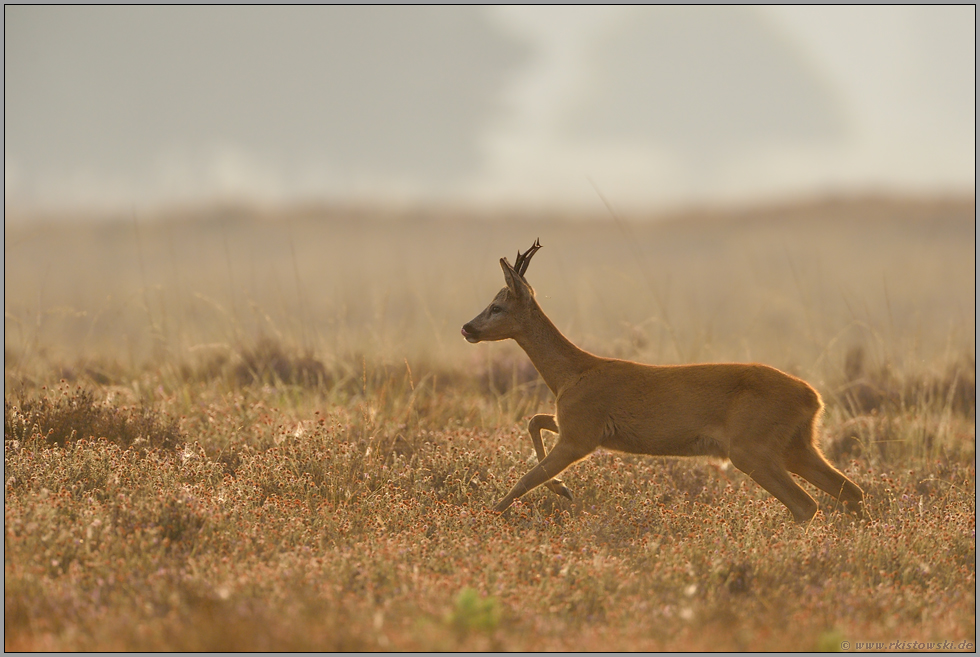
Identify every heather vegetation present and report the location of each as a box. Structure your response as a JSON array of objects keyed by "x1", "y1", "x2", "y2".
[{"x1": 4, "y1": 198, "x2": 975, "y2": 650}]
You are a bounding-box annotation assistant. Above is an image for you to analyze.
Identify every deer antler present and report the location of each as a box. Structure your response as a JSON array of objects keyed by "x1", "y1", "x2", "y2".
[{"x1": 514, "y1": 238, "x2": 542, "y2": 279}]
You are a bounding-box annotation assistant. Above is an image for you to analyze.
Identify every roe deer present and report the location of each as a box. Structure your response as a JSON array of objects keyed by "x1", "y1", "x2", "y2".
[{"x1": 461, "y1": 239, "x2": 865, "y2": 522}]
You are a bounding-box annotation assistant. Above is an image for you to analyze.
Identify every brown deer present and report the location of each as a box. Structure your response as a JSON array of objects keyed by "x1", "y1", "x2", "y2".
[{"x1": 461, "y1": 239, "x2": 865, "y2": 522}]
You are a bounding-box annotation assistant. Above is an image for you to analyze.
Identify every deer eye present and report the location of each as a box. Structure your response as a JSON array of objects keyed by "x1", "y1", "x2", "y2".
[{"x1": 489, "y1": 304, "x2": 502, "y2": 314}]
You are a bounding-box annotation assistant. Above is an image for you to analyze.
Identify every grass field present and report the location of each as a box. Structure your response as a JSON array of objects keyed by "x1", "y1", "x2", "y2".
[{"x1": 4, "y1": 196, "x2": 976, "y2": 650}]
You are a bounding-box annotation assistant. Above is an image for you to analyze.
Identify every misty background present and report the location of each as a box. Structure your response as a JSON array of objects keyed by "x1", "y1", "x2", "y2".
[{"x1": 4, "y1": 5, "x2": 976, "y2": 217}]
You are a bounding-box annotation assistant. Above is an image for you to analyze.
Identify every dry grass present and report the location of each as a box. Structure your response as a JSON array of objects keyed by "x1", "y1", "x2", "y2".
[{"x1": 4, "y1": 197, "x2": 976, "y2": 651}]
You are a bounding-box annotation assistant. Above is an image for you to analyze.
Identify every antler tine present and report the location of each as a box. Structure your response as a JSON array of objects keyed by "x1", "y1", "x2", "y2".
[{"x1": 514, "y1": 238, "x2": 542, "y2": 278}]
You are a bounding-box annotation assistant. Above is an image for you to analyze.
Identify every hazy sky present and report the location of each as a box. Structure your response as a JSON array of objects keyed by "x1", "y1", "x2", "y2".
[{"x1": 4, "y1": 5, "x2": 975, "y2": 214}]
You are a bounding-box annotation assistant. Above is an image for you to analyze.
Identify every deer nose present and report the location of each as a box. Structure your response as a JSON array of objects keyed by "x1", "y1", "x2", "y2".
[{"x1": 461, "y1": 324, "x2": 479, "y2": 343}]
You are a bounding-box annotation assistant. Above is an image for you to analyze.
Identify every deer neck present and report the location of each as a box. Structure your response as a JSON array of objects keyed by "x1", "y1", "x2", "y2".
[{"x1": 514, "y1": 301, "x2": 595, "y2": 395}]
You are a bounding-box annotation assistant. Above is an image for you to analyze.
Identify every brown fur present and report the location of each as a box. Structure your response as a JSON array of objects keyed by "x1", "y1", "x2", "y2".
[{"x1": 462, "y1": 249, "x2": 864, "y2": 522}]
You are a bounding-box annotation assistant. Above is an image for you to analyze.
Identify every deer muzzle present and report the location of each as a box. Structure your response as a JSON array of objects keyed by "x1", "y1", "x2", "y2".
[{"x1": 460, "y1": 324, "x2": 480, "y2": 343}]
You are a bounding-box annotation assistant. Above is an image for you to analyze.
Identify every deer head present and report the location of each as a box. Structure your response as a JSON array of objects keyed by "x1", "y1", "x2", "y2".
[{"x1": 461, "y1": 239, "x2": 541, "y2": 343}]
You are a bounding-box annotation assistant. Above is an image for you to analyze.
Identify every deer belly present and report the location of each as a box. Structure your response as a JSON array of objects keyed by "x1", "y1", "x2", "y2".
[{"x1": 601, "y1": 423, "x2": 728, "y2": 458}]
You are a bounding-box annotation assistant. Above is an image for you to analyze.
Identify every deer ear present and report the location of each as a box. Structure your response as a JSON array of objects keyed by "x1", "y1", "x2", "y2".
[{"x1": 500, "y1": 258, "x2": 531, "y2": 300}]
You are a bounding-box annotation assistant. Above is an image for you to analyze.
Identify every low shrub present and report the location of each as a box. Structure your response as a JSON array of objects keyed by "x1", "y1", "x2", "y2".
[{"x1": 4, "y1": 383, "x2": 182, "y2": 452}]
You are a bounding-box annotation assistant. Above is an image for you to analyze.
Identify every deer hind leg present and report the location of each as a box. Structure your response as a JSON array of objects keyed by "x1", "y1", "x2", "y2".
[
  {"x1": 730, "y1": 448, "x2": 819, "y2": 523},
  {"x1": 785, "y1": 443, "x2": 866, "y2": 518},
  {"x1": 528, "y1": 414, "x2": 573, "y2": 500},
  {"x1": 493, "y1": 439, "x2": 590, "y2": 514}
]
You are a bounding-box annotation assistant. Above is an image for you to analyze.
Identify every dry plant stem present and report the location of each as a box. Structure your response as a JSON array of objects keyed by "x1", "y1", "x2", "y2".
[{"x1": 462, "y1": 241, "x2": 865, "y2": 522}]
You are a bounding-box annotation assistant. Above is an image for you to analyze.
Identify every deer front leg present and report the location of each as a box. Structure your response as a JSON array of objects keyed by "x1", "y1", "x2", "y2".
[
  {"x1": 493, "y1": 440, "x2": 589, "y2": 513},
  {"x1": 528, "y1": 414, "x2": 574, "y2": 500}
]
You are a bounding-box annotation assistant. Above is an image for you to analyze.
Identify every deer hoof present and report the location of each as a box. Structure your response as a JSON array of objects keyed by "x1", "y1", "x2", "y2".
[{"x1": 544, "y1": 479, "x2": 572, "y2": 500}]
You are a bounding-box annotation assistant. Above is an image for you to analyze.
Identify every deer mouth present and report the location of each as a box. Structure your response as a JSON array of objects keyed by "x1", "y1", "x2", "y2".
[{"x1": 461, "y1": 326, "x2": 480, "y2": 343}]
